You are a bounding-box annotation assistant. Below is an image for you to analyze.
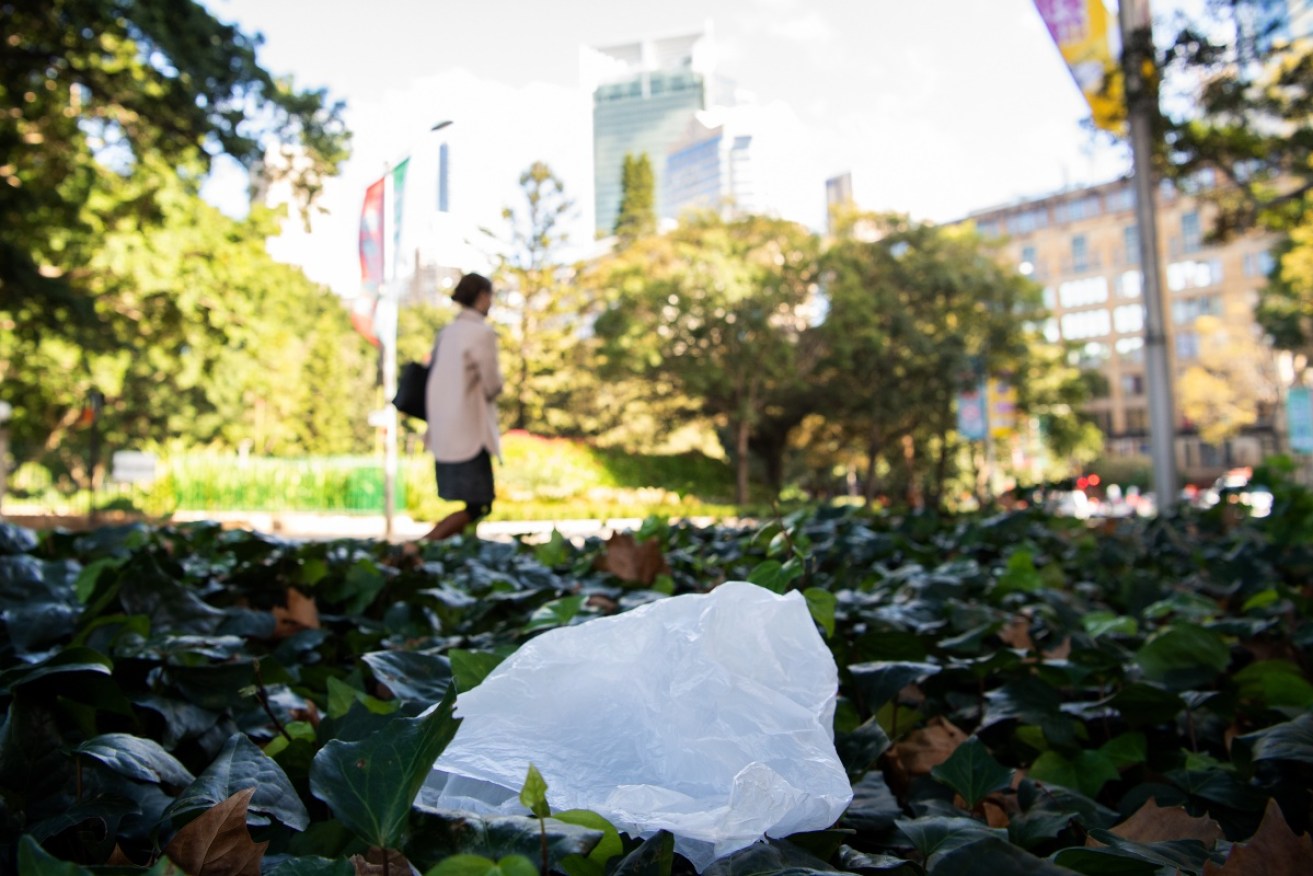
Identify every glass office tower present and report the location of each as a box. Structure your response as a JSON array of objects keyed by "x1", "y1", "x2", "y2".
[{"x1": 585, "y1": 30, "x2": 713, "y2": 237}]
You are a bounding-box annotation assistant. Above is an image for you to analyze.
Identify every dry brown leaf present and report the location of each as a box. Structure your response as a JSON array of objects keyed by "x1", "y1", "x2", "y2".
[
  {"x1": 272, "y1": 588, "x2": 319, "y2": 639},
  {"x1": 290, "y1": 698, "x2": 321, "y2": 729},
  {"x1": 106, "y1": 845, "x2": 135, "y2": 866},
  {"x1": 896, "y1": 682, "x2": 926, "y2": 707},
  {"x1": 163, "y1": 787, "x2": 267, "y2": 876},
  {"x1": 592, "y1": 532, "x2": 669, "y2": 585},
  {"x1": 888, "y1": 716, "x2": 968, "y2": 778},
  {"x1": 982, "y1": 797, "x2": 1011, "y2": 828},
  {"x1": 1201, "y1": 798, "x2": 1313, "y2": 875},
  {"x1": 351, "y1": 847, "x2": 413, "y2": 876},
  {"x1": 1087, "y1": 797, "x2": 1223, "y2": 848},
  {"x1": 998, "y1": 614, "x2": 1034, "y2": 650}
]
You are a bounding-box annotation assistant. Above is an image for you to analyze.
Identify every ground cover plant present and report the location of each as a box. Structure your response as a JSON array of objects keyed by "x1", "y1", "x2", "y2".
[{"x1": 2, "y1": 465, "x2": 1312, "y2": 875}]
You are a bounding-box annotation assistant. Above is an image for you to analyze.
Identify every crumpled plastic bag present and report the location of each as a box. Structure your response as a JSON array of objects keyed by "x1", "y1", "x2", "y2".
[{"x1": 424, "y1": 580, "x2": 853, "y2": 870}]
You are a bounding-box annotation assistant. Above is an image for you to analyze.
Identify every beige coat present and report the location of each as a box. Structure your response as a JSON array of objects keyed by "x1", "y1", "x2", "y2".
[{"x1": 424, "y1": 308, "x2": 503, "y2": 462}]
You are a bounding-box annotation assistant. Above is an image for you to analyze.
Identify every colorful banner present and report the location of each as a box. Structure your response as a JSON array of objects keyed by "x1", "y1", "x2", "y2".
[
  {"x1": 1289, "y1": 386, "x2": 1313, "y2": 454},
  {"x1": 391, "y1": 158, "x2": 409, "y2": 280},
  {"x1": 957, "y1": 383, "x2": 989, "y2": 441},
  {"x1": 1033, "y1": 0, "x2": 1124, "y2": 133},
  {"x1": 988, "y1": 379, "x2": 1018, "y2": 441},
  {"x1": 359, "y1": 176, "x2": 385, "y2": 291}
]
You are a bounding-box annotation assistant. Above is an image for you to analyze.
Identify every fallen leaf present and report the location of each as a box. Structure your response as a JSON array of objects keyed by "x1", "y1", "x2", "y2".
[
  {"x1": 896, "y1": 682, "x2": 926, "y2": 707},
  {"x1": 1087, "y1": 797, "x2": 1223, "y2": 848},
  {"x1": 888, "y1": 716, "x2": 968, "y2": 779},
  {"x1": 351, "y1": 847, "x2": 413, "y2": 876},
  {"x1": 998, "y1": 614, "x2": 1034, "y2": 650},
  {"x1": 106, "y1": 845, "x2": 135, "y2": 866},
  {"x1": 272, "y1": 588, "x2": 319, "y2": 638},
  {"x1": 290, "y1": 698, "x2": 321, "y2": 729},
  {"x1": 1201, "y1": 798, "x2": 1313, "y2": 875},
  {"x1": 163, "y1": 787, "x2": 267, "y2": 876},
  {"x1": 982, "y1": 797, "x2": 1011, "y2": 828},
  {"x1": 592, "y1": 533, "x2": 669, "y2": 585}
]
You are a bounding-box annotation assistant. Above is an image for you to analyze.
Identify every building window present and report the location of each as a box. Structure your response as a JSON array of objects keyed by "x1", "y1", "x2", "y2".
[
  {"x1": 1172, "y1": 295, "x2": 1222, "y2": 325},
  {"x1": 1114, "y1": 303, "x2": 1145, "y2": 334},
  {"x1": 1167, "y1": 259, "x2": 1223, "y2": 291},
  {"x1": 1060, "y1": 309, "x2": 1112, "y2": 340},
  {"x1": 1058, "y1": 276, "x2": 1109, "y2": 308},
  {"x1": 1125, "y1": 408, "x2": 1149, "y2": 433},
  {"x1": 1124, "y1": 225, "x2": 1140, "y2": 265},
  {"x1": 1042, "y1": 286, "x2": 1056, "y2": 309},
  {"x1": 1116, "y1": 336, "x2": 1144, "y2": 362},
  {"x1": 1182, "y1": 211, "x2": 1203, "y2": 253},
  {"x1": 1121, "y1": 374, "x2": 1145, "y2": 396},
  {"x1": 977, "y1": 219, "x2": 1001, "y2": 238},
  {"x1": 1042, "y1": 318, "x2": 1061, "y2": 342},
  {"x1": 1243, "y1": 250, "x2": 1276, "y2": 277},
  {"x1": 1009, "y1": 207, "x2": 1050, "y2": 234},
  {"x1": 1117, "y1": 270, "x2": 1142, "y2": 298},
  {"x1": 1106, "y1": 187, "x2": 1135, "y2": 212},
  {"x1": 1176, "y1": 331, "x2": 1200, "y2": 360},
  {"x1": 1020, "y1": 245, "x2": 1038, "y2": 276},
  {"x1": 1072, "y1": 234, "x2": 1090, "y2": 273}
]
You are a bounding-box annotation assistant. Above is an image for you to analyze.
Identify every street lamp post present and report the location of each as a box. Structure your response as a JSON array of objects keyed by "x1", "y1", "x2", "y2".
[
  {"x1": 1120, "y1": 0, "x2": 1179, "y2": 512},
  {"x1": 382, "y1": 119, "x2": 452, "y2": 541}
]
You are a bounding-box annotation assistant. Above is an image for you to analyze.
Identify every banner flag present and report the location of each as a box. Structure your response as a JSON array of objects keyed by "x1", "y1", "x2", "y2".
[
  {"x1": 391, "y1": 158, "x2": 410, "y2": 281},
  {"x1": 957, "y1": 382, "x2": 989, "y2": 441},
  {"x1": 359, "y1": 176, "x2": 385, "y2": 291},
  {"x1": 1289, "y1": 387, "x2": 1313, "y2": 454},
  {"x1": 988, "y1": 379, "x2": 1019, "y2": 441},
  {"x1": 1033, "y1": 0, "x2": 1124, "y2": 133}
]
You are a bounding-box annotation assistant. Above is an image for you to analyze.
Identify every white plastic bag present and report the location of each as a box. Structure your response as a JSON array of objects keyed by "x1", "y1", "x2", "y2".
[{"x1": 424, "y1": 581, "x2": 853, "y2": 870}]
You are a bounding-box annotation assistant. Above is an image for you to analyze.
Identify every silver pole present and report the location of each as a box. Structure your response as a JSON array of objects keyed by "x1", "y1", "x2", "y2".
[
  {"x1": 1120, "y1": 0, "x2": 1178, "y2": 512},
  {"x1": 383, "y1": 274, "x2": 398, "y2": 542}
]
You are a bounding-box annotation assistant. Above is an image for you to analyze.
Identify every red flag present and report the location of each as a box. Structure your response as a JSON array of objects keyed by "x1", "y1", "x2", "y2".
[
  {"x1": 349, "y1": 294, "x2": 379, "y2": 348},
  {"x1": 359, "y1": 176, "x2": 385, "y2": 290}
]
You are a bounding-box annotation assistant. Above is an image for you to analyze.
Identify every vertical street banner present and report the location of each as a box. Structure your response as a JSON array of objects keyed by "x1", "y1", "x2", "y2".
[
  {"x1": 957, "y1": 383, "x2": 989, "y2": 441},
  {"x1": 359, "y1": 176, "x2": 386, "y2": 291},
  {"x1": 1289, "y1": 386, "x2": 1313, "y2": 454},
  {"x1": 391, "y1": 157, "x2": 410, "y2": 281},
  {"x1": 988, "y1": 379, "x2": 1018, "y2": 441},
  {"x1": 353, "y1": 176, "x2": 387, "y2": 348},
  {"x1": 1033, "y1": 0, "x2": 1124, "y2": 133}
]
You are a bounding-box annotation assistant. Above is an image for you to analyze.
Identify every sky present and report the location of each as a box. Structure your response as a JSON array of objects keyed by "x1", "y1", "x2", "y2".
[{"x1": 200, "y1": 0, "x2": 1151, "y2": 296}]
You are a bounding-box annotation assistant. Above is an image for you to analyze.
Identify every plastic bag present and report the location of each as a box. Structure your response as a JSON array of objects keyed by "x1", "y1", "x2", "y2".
[{"x1": 424, "y1": 581, "x2": 853, "y2": 870}]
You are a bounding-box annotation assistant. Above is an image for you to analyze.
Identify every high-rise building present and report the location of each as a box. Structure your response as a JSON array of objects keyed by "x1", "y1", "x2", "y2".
[
  {"x1": 964, "y1": 178, "x2": 1283, "y2": 482},
  {"x1": 663, "y1": 111, "x2": 756, "y2": 221},
  {"x1": 583, "y1": 28, "x2": 717, "y2": 237},
  {"x1": 824, "y1": 172, "x2": 854, "y2": 235}
]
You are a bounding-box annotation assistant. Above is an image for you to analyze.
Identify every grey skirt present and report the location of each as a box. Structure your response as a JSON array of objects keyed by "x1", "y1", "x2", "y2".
[{"x1": 435, "y1": 449, "x2": 495, "y2": 505}]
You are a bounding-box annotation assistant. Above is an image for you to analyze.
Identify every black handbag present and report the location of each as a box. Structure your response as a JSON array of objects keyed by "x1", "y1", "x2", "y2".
[{"x1": 393, "y1": 361, "x2": 430, "y2": 420}]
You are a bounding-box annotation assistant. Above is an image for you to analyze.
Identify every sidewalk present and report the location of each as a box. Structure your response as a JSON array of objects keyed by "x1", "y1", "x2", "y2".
[{"x1": 168, "y1": 510, "x2": 654, "y2": 543}]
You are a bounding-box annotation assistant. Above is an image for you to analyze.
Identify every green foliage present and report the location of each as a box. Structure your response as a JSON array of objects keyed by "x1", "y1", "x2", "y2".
[
  {"x1": 4, "y1": 480, "x2": 1313, "y2": 873},
  {"x1": 614, "y1": 153, "x2": 656, "y2": 241},
  {"x1": 1, "y1": 0, "x2": 353, "y2": 483}
]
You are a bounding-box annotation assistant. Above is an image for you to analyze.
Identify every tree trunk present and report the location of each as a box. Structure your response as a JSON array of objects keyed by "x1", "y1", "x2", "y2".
[
  {"x1": 902, "y1": 433, "x2": 923, "y2": 509},
  {"x1": 863, "y1": 440, "x2": 880, "y2": 506},
  {"x1": 929, "y1": 434, "x2": 951, "y2": 511},
  {"x1": 735, "y1": 417, "x2": 751, "y2": 505}
]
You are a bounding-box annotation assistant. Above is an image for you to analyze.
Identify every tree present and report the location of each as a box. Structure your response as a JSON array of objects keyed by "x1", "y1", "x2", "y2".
[
  {"x1": 1, "y1": 0, "x2": 349, "y2": 466},
  {"x1": 614, "y1": 153, "x2": 656, "y2": 240},
  {"x1": 494, "y1": 161, "x2": 594, "y2": 435},
  {"x1": 594, "y1": 211, "x2": 821, "y2": 504},
  {"x1": 816, "y1": 212, "x2": 1043, "y2": 508},
  {"x1": 1178, "y1": 314, "x2": 1280, "y2": 445}
]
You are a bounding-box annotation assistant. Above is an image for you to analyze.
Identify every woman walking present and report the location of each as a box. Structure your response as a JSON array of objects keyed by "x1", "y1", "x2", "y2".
[{"x1": 422, "y1": 272, "x2": 502, "y2": 540}]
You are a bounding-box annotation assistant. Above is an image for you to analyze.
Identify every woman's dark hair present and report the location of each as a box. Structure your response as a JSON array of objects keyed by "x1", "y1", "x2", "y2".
[{"x1": 452, "y1": 272, "x2": 492, "y2": 307}]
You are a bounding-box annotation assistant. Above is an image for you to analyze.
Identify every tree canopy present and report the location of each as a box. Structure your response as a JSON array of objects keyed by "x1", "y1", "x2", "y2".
[{"x1": 614, "y1": 152, "x2": 656, "y2": 240}]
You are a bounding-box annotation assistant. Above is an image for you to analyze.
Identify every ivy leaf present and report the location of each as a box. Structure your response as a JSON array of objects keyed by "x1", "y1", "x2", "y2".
[
  {"x1": 524, "y1": 595, "x2": 585, "y2": 632},
  {"x1": 611, "y1": 831, "x2": 675, "y2": 876},
  {"x1": 449, "y1": 649, "x2": 508, "y2": 693},
  {"x1": 519, "y1": 763, "x2": 550, "y2": 819},
  {"x1": 931, "y1": 835, "x2": 1078, "y2": 875},
  {"x1": 17, "y1": 835, "x2": 95, "y2": 875},
  {"x1": 1134, "y1": 624, "x2": 1231, "y2": 690},
  {"x1": 362, "y1": 650, "x2": 453, "y2": 704},
  {"x1": 1242, "y1": 712, "x2": 1313, "y2": 765},
  {"x1": 428, "y1": 854, "x2": 540, "y2": 876},
  {"x1": 74, "y1": 733, "x2": 194, "y2": 788},
  {"x1": 309, "y1": 687, "x2": 460, "y2": 849},
  {"x1": 164, "y1": 733, "x2": 309, "y2": 830},
  {"x1": 895, "y1": 816, "x2": 1004, "y2": 866},
  {"x1": 1029, "y1": 750, "x2": 1120, "y2": 799},
  {"x1": 803, "y1": 587, "x2": 837, "y2": 637},
  {"x1": 554, "y1": 809, "x2": 624, "y2": 876},
  {"x1": 747, "y1": 559, "x2": 804, "y2": 594},
  {"x1": 930, "y1": 736, "x2": 1013, "y2": 809},
  {"x1": 848, "y1": 660, "x2": 942, "y2": 711}
]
